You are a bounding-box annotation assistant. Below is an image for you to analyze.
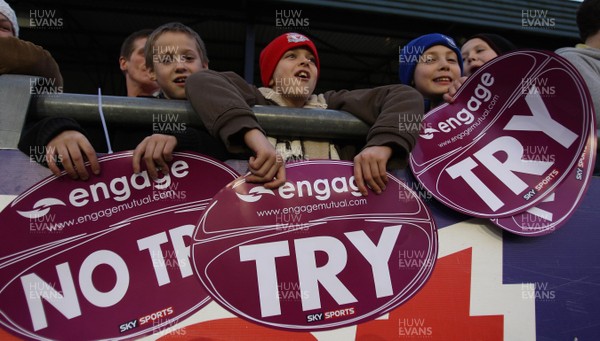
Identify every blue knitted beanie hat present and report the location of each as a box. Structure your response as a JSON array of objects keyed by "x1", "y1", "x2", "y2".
[{"x1": 399, "y1": 33, "x2": 463, "y2": 85}]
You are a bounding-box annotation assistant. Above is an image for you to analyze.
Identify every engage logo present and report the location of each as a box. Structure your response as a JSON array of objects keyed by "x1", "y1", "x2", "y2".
[
  {"x1": 419, "y1": 127, "x2": 440, "y2": 140},
  {"x1": 66, "y1": 160, "x2": 189, "y2": 209},
  {"x1": 234, "y1": 176, "x2": 362, "y2": 204},
  {"x1": 17, "y1": 198, "x2": 65, "y2": 219},
  {"x1": 235, "y1": 186, "x2": 276, "y2": 203},
  {"x1": 15, "y1": 159, "x2": 193, "y2": 235}
]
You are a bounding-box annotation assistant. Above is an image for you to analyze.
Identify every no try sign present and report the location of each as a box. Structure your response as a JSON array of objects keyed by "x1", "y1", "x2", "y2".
[{"x1": 0, "y1": 152, "x2": 237, "y2": 340}]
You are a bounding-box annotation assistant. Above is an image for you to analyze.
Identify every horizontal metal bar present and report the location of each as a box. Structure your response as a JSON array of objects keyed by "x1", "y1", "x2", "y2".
[{"x1": 29, "y1": 93, "x2": 370, "y2": 140}]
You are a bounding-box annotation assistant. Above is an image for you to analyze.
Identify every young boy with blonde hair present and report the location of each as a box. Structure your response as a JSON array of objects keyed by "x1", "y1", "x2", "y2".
[{"x1": 19, "y1": 22, "x2": 229, "y2": 180}]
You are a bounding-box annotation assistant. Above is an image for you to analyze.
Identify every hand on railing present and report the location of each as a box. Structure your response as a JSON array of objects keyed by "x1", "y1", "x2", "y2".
[
  {"x1": 46, "y1": 130, "x2": 100, "y2": 180},
  {"x1": 243, "y1": 128, "x2": 286, "y2": 189}
]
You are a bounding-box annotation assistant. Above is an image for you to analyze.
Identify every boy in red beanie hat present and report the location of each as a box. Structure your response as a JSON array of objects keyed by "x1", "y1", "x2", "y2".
[
  {"x1": 258, "y1": 32, "x2": 321, "y2": 108},
  {"x1": 260, "y1": 32, "x2": 320, "y2": 87},
  {"x1": 186, "y1": 32, "x2": 424, "y2": 196}
]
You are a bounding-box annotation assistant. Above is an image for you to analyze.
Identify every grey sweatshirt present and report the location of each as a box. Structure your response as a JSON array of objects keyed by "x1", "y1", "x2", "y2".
[{"x1": 556, "y1": 45, "x2": 600, "y2": 128}]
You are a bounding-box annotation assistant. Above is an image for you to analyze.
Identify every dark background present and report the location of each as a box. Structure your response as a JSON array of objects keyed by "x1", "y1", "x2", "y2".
[{"x1": 9, "y1": 0, "x2": 582, "y2": 95}]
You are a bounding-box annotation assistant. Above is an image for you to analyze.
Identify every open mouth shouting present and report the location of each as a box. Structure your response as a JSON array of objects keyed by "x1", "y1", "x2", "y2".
[{"x1": 295, "y1": 70, "x2": 311, "y2": 81}]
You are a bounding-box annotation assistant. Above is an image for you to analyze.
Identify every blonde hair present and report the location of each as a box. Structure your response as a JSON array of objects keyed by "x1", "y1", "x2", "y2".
[{"x1": 144, "y1": 22, "x2": 209, "y2": 70}]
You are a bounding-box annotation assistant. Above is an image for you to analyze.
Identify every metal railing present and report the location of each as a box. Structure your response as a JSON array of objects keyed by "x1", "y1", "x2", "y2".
[
  {"x1": 0, "y1": 74, "x2": 369, "y2": 149},
  {"x1": 2, "y1": 74, "x2": 598, "y2": 154}
]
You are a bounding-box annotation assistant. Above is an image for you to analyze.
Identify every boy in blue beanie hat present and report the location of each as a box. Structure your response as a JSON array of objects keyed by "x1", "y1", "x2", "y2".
[{"x1": 399, "y1": 33, "x2": 463, "y2": 109}]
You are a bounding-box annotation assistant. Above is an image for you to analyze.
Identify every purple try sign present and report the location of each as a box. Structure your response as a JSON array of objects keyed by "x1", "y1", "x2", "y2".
[
  {"x1": 192, "y1": 160, "x2": 437, "y2": 331},
  {"x1": 0, "y1": 152, "x2": 238, "y2": 340},
  {"x1": 410, "y1": 50, "x2": 594, "y2": 218},
  {"x1": 491, "y1": 120, "x2": 597, "y2": 236}
]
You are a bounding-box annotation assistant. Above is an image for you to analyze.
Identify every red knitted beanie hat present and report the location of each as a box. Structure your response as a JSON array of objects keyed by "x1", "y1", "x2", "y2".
[{"x1": 259, "y1": 32, "x2": 320, "y2": 87}]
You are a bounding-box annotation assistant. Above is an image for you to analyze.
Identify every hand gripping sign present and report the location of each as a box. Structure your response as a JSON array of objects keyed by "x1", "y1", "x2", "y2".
[
  {"x1": 410, "y1": 50, "x2": 593, "y2": 218},
  {"x1": 0, "y1": 152, "x2": 238, "y2": 340},
  {"x1": 192, "y1": 160, "x2": 437, "y2": 331}
]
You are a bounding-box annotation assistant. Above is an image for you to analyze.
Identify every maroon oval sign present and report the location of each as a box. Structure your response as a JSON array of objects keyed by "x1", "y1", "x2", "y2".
[
  {"x1": 491, "y1": 121, "x2": 597, "y2": 236},
  {"x1": 0, "y1": 151, "x2": 238, "y2": 340},
  {"x1": 192, "y1": 160, "x2": 437, "y2": 331},
  {"x1": 410, "y1": 50, "x2": 593, "y2": 218}
]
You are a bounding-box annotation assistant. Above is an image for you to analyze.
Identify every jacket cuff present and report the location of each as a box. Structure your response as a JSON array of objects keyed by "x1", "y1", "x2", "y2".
[
  {"x1": 37, "y1": 117, "x2": 86, "y2": 146},
  {"x1": 217, "y1": 111, "x2": 265, "y2": 153}
]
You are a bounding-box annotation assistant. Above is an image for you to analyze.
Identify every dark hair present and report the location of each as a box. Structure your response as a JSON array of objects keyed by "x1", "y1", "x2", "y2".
[
  {"x1": 120, "y1": 29, "x2": 154, "y2": 60},
  {"x1": 577, "y1": 0, "x2": 600, "y2": 42},
  {"x1": 144, "y1": 22, "x2": 209, "y2": 70},
  {"x1": 466, "y1": 33, "x2": 517, "y2": 56}
]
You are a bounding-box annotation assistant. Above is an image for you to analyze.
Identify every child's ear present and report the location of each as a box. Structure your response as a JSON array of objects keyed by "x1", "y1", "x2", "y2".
[{"x1": 149, "y1": 70, "x2": 157, "y2": 81}]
